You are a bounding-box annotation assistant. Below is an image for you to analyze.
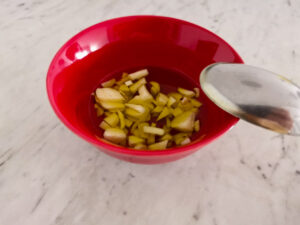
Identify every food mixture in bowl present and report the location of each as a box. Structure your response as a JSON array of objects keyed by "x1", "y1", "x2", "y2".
[{"x1": 93, "y1": 69, "x2": 202, "y2": 150}]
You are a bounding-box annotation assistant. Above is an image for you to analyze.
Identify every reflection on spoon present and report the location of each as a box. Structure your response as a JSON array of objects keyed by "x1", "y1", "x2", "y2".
[{"x1": 238, "y1": 105, "x2": 293, "y2": 134}]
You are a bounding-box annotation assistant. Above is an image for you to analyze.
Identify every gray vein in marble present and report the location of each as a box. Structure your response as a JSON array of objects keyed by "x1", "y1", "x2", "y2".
[
  {"x1": 31, "y1": 189, "x2": 47, "y2": 213},
  {"x1": 121, "y1": 172, "x2": 135, "y2": 186},
  {"x1": 0, "y1": 152, "x2": 14, "y2": 168},
  {"x1": 192, "y1": 203, "x2": 201, "y2": 222},
  {"x1": 269, "y1": 135, "x2": 290, "y2": 180},
  {"x1": 52, "y1": 193, "x2": 79, "y2": 225}
]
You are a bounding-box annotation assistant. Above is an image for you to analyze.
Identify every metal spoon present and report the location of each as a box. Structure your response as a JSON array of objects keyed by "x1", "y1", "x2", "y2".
[{"x1": 200, "y1": 63, "x2": 300, "y2": 135}]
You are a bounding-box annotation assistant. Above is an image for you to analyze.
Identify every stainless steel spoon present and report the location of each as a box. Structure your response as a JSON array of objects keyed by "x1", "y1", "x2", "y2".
[{"x1": 200, "y1": 63, "x2": 300, "y2": 135}]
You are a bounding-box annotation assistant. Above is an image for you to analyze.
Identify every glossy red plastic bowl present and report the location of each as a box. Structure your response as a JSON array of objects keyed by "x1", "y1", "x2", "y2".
[{"x1": 47, "y1": 15, "x2": 243, "y2": 164}]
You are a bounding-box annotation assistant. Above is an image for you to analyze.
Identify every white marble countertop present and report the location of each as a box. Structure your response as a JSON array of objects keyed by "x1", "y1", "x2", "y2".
[{"x1": 1, "y1": 0, "x2": 300, "y2": 224}]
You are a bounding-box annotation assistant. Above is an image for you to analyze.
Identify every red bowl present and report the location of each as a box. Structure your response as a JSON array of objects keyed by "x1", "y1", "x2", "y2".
[{"x1": 46, "y1": 15, "x2": 243, "y2": 164}]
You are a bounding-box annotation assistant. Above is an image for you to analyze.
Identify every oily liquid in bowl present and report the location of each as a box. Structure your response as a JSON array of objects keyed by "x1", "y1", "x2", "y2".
[{"x1": 89, "y1": 66, "x2": 206, "y2": 148}]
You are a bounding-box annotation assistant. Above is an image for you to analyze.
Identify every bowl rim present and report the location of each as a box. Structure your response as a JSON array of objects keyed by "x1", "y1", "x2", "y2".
[{"x1": 46, "y1": 15, "x2": 243, "y2": 156}]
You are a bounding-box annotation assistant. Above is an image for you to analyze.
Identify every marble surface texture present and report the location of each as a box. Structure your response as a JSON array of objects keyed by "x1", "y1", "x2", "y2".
[{"x1": 1, "y1": 0, "x2": 300, "y2": 224}]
